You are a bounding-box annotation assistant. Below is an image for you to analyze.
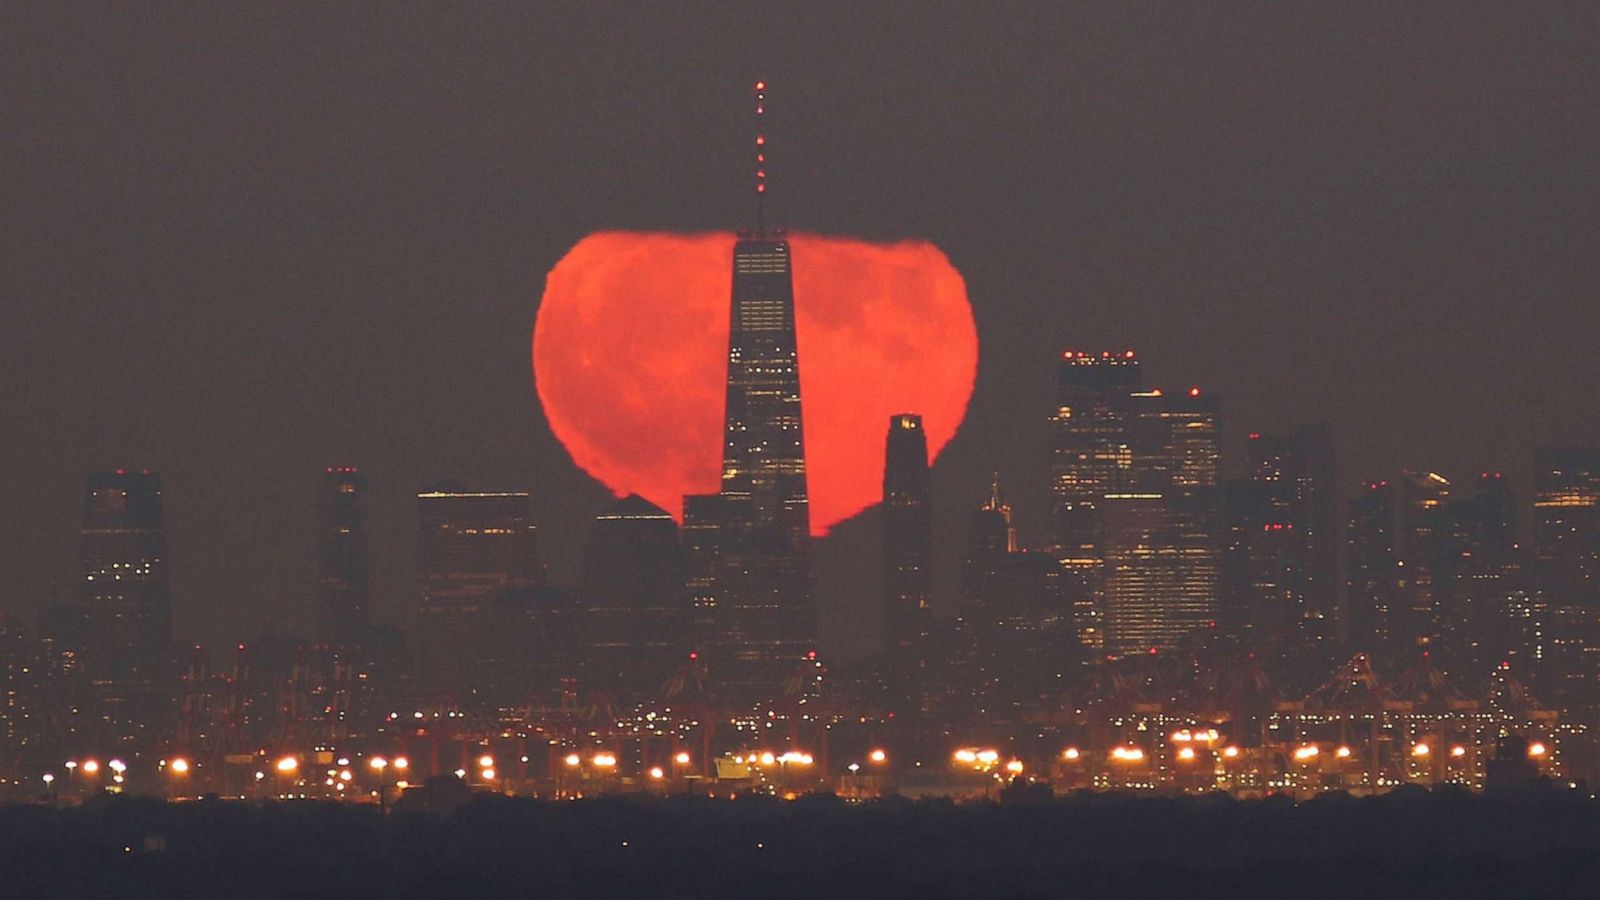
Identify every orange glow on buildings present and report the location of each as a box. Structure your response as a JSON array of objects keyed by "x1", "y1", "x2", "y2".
[{"x1": 533, "y1": 231, "x2": 976, "y2": 533}]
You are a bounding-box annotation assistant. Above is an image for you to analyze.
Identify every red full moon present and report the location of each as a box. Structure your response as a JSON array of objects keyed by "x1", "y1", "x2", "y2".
[{"x1": 532, "y1": 231, "x2": 977, "y2": 534}]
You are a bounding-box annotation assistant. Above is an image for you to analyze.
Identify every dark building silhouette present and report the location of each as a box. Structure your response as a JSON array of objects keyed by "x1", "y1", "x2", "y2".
[
  {"x1": 415, "y1": 489, "x2": 539, "y2": 696},
  {"x1": 959, "y1": 477, "x2": 1075, "y2": 709},
  {"x1": 317, "y1": 467, "x2": 369, "y2": 647},
  {"x1": 581, "y1": 495, "x2": 688, "y2": 702},
  {"x1": 80, "y1": 471, "x2": 171, "y2": 663},
  {"x1": 78, "y1": 470, "x2": 174, "y2": 744},
  {"x1": 1441, "y1": 472, "x2": 1522, "y2": 671},
  {"x1": 1347, "y1": 479, "x2": 1399, "y2": 653},
  {"x1": 1396, "y1": 470, "x2": 1452, "y2": 653},
  {"x1": 1242, "y1": 426, "x2": 1339, "y2": 645},
  {"x1": 1533, "y1": 446, "x2": 1600, "y2": 607},
  {"x1": 882, "y1": 414, "x2": 933, "y2": 659}
]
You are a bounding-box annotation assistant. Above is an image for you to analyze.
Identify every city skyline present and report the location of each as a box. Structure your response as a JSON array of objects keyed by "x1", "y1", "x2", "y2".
[
  {"x1": 10, "y1": 8, "x2": 1600, "y2": 897},
  {"x1": 6, "y1": 5, "x2": 1600, "y2": 655}
]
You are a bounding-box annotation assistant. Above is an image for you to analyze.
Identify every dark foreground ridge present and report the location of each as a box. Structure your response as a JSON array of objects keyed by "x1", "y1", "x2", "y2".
[{"x1": 4, "y1": 788, "x2": 1599, "y2": 900}]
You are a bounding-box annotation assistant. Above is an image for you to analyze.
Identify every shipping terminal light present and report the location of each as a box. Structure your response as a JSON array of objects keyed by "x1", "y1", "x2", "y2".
[
  {"x1": 673, "y1": 752, "x2": 691, "y2": 766},
  {"x1": 478, "y1": 755, "x2": 494, "y2": 769},
  {"x1": 1062, "y1": 748, "x2": 1081, "y2": 761},
  {"x1": 1177, "y1": 747, "x2": 1196, "y2": 761},
  {"x1": 565, "y1": 753, "x2": 582, "y2": 767},
  {"x1": 1335, "y1": 746, "x2": 1352, "y2": 759},
  {"x1": 1412, "y1": 743, "x2": 1431, "y2": 758},
  {"x1": 1005, "y1": 760, "x2": 1024, "y2": 775},
  {"x1": 869, "y1": 749, "x2": 887, "y2": 763},
  {"x1": 275, "y1": 756, "x2": 299, "y2": 773},
  {"x1": 1451, "y1": 746, "x2": 1467, "y2": 758},
  {"x1": 1222, "y1": 746, "x2": 1240, "y2": 759},
  {"x1": 1529, "y1": 742, "x2": 1548, "y2": 758},
  {"x1": 593, "y1": 753, "x2": 618, "y2": 768},
  {"x1": 169, "y1": 758, "x2": 190, "y2": 774},
  {"x1": 1111, "y1": 747, "x2": 1145, "y2": 762}
]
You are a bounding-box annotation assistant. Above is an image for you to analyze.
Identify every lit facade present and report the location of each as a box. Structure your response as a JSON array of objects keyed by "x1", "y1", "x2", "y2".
[
  {"x1": 701, "y1": 235, "x2": 816, "y2": 701},
  {"x1": 1533, "y1": 446, "x2": 1600, "y2": 607}
]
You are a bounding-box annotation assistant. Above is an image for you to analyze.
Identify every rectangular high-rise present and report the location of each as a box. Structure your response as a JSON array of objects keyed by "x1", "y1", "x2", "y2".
[
  {"x1": 1049, "y1": 354, "x2": 1221, "y2": 655},
  {"x1": 80, "y1": 471, "x2": 171, "y2": 665},
  {"x1": 1533, "y1": 447, "x2": 1600, "y2": 607},
  {"x1": 415, "y1": 490, "x2": 539, "y2": 695},
  {"x1": 1347, "y1": 479, "x2": 1399, "y2": 651},
  {"x1": 1105, "y1": 387, "x2": 1222, "y2": 654},
  {"x1": 1238, "y1": 426, "x2": 1340, "y2": 644},
  {"x1": 318, "y1": 467, "x2": 369, "y2": 647}
]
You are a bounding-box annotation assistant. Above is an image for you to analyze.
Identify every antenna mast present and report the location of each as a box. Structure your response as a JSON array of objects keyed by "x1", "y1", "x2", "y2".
[{"x1": 754, "y1": 80, "x2": 767, "y2": 233}]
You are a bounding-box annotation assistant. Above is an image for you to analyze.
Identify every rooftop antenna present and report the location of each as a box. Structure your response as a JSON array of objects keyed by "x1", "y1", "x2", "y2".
[{"x1": 754, "y1": 79, "x2": 767, "y2": 233}]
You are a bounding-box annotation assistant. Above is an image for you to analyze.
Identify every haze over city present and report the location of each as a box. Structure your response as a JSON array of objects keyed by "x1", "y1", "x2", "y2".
[{"x1": 4, "y1": 5, "x2": 1600, "y2": 898}]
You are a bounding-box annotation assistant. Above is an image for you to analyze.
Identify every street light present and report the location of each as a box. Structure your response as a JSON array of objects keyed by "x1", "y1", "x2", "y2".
[
  {"x1": 564, "y1": 753, "x2": 581, "y2": 768},
  {"x1": 869, "y1": 749, "x2": 887, "y2": 764},
  {"x1": 170, "y1": 758, "x2": 191, "y2": 774},
  {"x1": 276, "y1": 755, "x2": 299, "y2": 773},
  {"x1": 82, "y1": 760, "x2": 100, "y2": 775},
  {"x1": 673, "y1": 751, "x2": 691, "y2": 766}
]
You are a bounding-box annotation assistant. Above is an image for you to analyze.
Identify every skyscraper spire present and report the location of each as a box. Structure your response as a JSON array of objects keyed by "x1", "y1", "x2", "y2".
[{"x1": 754, "y1": 79, "x2": 767, "y2": 232}]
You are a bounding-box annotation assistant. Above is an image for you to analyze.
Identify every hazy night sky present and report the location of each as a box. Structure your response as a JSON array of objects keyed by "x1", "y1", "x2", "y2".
[{"x1": 4, "y1": 4, "x2": 1599, "y2": 656}]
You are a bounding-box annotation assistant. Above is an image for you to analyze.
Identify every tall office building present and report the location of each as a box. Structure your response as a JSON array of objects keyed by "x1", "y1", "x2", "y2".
[
  {"x1": 80, "y1": 471, "x2": 172, "y2": 667},
  {"x1": 688, "y1": 85, "x2": 816, "y2": 703},
  {"x1": 317, "y1": 467, "x2": 369, "y2": 646},
  {"x1": 1100, "y1": 386, "x2": 1221, "y2": 654},
  {"x1": 1236, "y1": 426, "x2": 1340, "y2": 643},
  {"x1": 700, "y1": 232, "x2": 816, "y2": 700},
  {"x1": 883, "y1": 414, "x2": 933, "y2": 658},
  {"x1": 1533, "y1": 446, "x2": 1600, "y2": 607},
  {"x1": 1442, "y1": 472, "x2": 1522, "y2": 672},
  {"x1": 1395, "y1": 470, "x2": 1452, "y2": 652},
  {"x1": 1049, "y1": 354, "x2": 1220, "y2": 655},
  {"x1": 581, "y1": 495, "x2": 688, "y2": 702},
  {"x1": 415, "y1": 489, "x2": 539, "y2": 696},
  {"x1": 1347, "y1": 479, "x2": 1399, "y2": 652},
  {"x1": 1050, "y1": 351, "x2": 1141, "y2": 563}
]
